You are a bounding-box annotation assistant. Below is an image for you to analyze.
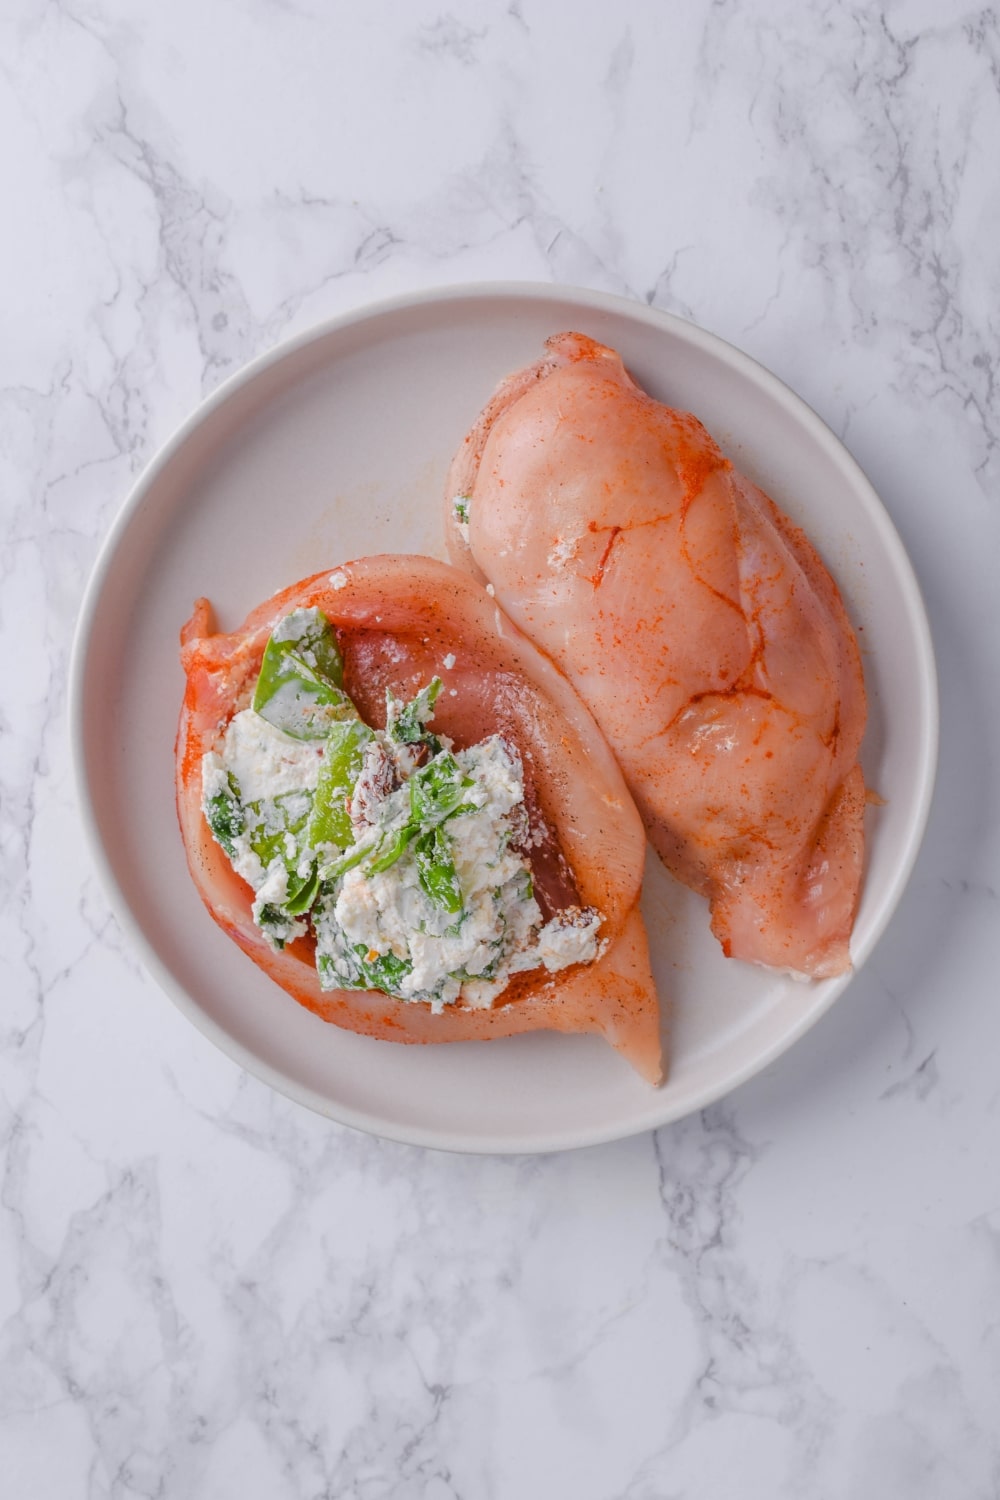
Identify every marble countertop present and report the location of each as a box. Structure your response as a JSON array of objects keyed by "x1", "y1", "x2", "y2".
[{"x1": 3, "y1": 2, "x2": 999, "y2": 1495}]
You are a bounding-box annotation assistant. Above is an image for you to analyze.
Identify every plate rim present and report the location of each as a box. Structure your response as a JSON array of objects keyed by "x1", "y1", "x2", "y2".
[{"x1": 68, "y1": 279, "x2": 940, "y2": 1154}]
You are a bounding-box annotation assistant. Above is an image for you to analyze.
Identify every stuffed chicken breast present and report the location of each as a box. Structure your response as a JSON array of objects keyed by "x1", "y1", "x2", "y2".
[
  {"x1": 446, "y1": 334, "x2": 867, "y2": 979},
  {"x1": 177, "y1": 555, "x2": 663, "y2": 1082}
]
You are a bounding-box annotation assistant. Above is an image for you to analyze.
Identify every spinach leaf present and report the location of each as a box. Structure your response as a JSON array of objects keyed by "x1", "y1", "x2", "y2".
[{"x1": 205, "y1": 772, "x2": 245, "y2": 858}]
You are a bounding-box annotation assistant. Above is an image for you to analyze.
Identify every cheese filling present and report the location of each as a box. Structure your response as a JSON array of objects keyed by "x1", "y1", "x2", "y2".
[{"x1": 200, "y1": 609, "x2": 603, "y2": 1010}]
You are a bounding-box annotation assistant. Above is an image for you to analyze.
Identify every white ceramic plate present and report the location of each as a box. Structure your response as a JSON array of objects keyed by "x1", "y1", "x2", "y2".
[{"x1": 70, "y1": 283, "x2": 937, "y2": 1154}]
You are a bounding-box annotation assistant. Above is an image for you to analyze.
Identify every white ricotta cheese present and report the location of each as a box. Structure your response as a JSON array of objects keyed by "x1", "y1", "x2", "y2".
[
  {"x1": 219, "y1": 709, "x2": 324, "y2": 803},
  {"x1": 535, "y1": 908, "x2": 603, "y2": 970},
  {"x1": 203, "y1": 681, "x2": 605, "y2": 1006},
  {"x1": 315, "y1": 735, "x2": 603, "y2": 1010},
  {"x1": 270, "y1": 606, "x2": 322, "y2": 644},
  {"x1": 201, "y1": 751, "x2": 268, "y2": 888}
]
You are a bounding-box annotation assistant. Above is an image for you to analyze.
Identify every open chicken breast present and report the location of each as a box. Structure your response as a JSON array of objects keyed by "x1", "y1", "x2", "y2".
[
  {"x1": 446, "y1": 334, "x2": 867, "y2": 979},
  {"x1": 177, "y1": 555, "x2": 663, "y2": 1083}
]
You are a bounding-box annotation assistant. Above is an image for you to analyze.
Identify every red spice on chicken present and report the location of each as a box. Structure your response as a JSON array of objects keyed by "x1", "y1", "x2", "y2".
[{"x1": 447, "y1": 334, "x2": 867, "y2": 979}]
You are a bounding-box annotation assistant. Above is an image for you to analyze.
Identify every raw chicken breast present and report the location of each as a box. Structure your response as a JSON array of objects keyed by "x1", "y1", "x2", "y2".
[
  {"x1": 446, "y1": 334, "x2": 867, "y2": 978},
  {"x1": 177, "y1": 555, "x2": 663, "y2": 1083}
]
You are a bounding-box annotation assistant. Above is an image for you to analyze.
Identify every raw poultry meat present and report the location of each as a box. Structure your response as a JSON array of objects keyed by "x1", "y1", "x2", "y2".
[
  {"x1": 177, "y1": 555, "x2": 664, "y2": 1082},
  {"x1": 446, "y1": 334, "x2": 867, "y2": 978}
]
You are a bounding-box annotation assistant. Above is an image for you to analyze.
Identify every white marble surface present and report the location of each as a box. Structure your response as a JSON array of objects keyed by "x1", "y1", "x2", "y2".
[{"x1": 2, "y1": 0, "x2": 999, "y2": 1494}]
